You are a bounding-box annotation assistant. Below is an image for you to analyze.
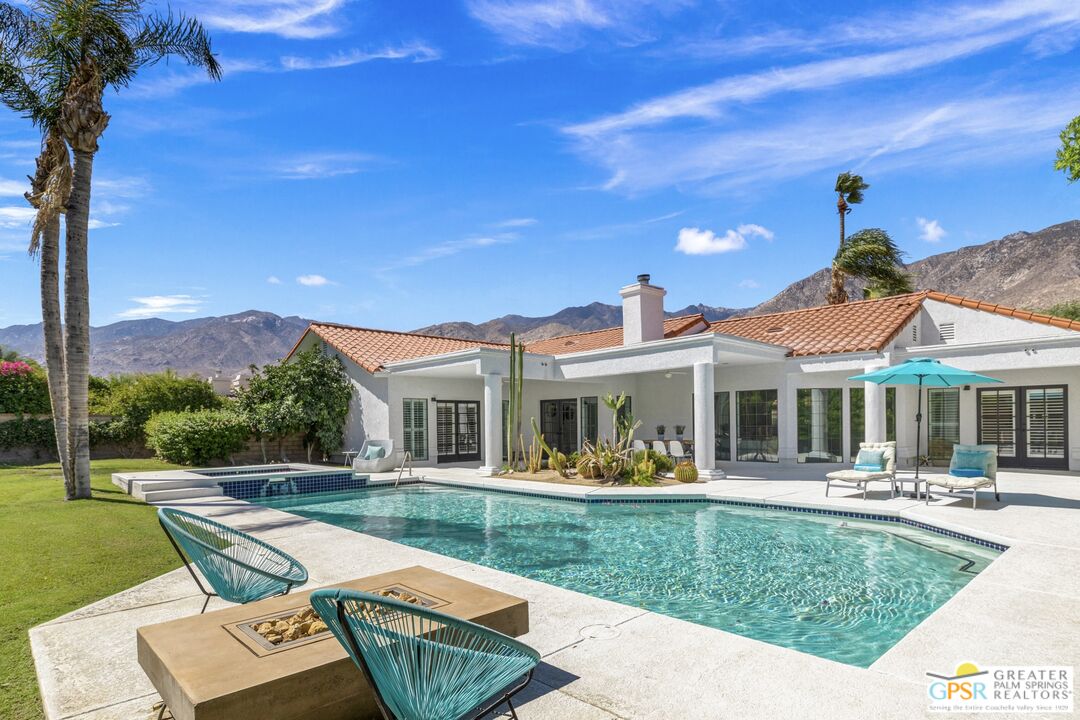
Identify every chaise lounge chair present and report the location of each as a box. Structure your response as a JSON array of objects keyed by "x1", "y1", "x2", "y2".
[
  {"x1": 352, "y1": 439, "x2": 398, "y2": 473},
  {"x1": 310, "y1": 587, "x2": 541, "y2": 720},
  {"x1": 825, "y1": 441, "x2": 897, "y2": 499},
  {"x1": 924, "y1": 444, "x2": 999, "y2": 509}
]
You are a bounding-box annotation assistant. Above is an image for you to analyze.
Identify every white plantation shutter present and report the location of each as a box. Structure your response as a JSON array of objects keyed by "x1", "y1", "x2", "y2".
[
  {"x1": 1026, "y1": 388, "x2": 1066, "y2": 460},
  {"x1": 979, "y1": 389, "x2": 1017, "y2": 457},
  {"x1": 928, "y1": 389, "x2": 960, "y2": 461},
  {"x1": 402, "y1": 398, "x2": 428, "y2": 461}
]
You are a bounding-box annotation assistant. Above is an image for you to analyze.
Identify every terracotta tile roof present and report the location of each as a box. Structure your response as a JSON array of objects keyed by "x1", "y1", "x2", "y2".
[
  {"x1": 708, "y1": 292, "x2": 927, "y2": 356},
  {"x1": 292, "y1": 322, "x2": 508, "y2": 373},
  {"x1": 525, "y1": 314, "x2": 707, "y2": 355},
  {"x1": 925, "y1": 291, "x2": 1080, "y2": 332}
]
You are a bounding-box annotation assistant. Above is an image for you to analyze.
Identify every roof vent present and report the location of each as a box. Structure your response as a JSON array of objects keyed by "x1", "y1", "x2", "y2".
[
  {"x1": 939, "y1": 322, "x2": 955, "y2": 342},
  {"x1": 636, "y1": 273, "x2": 651, "y2": 284},
  {"x1": 765, "y1": 325, "x2": 787, "y2": 334}
]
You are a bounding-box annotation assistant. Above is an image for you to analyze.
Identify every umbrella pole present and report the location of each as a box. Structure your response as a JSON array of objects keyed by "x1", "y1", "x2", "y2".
[{"x1": 915, "y1": 378, "x2": 923, "y2": 479}]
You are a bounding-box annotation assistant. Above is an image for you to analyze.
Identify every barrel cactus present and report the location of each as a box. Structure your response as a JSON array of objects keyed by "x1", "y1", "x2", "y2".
[{"x1": 674, "y1": 461, "x2": 699, "y2": 483}]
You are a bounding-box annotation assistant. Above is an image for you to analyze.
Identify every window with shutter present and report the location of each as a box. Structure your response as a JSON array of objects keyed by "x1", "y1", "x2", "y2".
[
  {"x1": 927, "y1": 388, "x2": 960, "y2": 463},
  {"x1": 402, "y1": 398, "x2": 428, "y2": 461}
]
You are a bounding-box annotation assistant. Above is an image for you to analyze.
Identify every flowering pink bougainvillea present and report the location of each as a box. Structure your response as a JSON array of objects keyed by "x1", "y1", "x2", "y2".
[{"x1": 0, "y1": 361, "x2": 33, "y2": 377}]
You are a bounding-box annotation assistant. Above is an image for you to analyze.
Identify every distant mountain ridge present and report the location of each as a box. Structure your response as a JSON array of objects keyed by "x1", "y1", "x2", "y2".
[{"x1": 2, "y1": 221, "x2": 1077, "y2": 376}]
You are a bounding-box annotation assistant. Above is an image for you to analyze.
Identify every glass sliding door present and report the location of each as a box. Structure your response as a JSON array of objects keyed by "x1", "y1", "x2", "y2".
[
  {"x1": 927, "y1": 388, "x2": 960, "y2": 464},
  {"x1": 402, "y1": 398, "x2": 428, "y2": 461},
  {"x1": 797, "y1": 388, "x2": 842, "y2": 462},
  {"x1": 714, "y1": 391, "x2": 731, "y2": 461},
  {"x1": 737, "y1": 390, "x2": 778, "y2": 462},
  {"x1": 540, "y1": 399, "x2": 578, "y2": 454},
  {"x1": 1025, "y1": 387, "x2": 1067, "y2": 467},
  {"x1": 436, "y1": 400, "x2": 480, "y2": 463},
  {"x1": 580, "y1": 396, "x2": 598, "y2": 446}
]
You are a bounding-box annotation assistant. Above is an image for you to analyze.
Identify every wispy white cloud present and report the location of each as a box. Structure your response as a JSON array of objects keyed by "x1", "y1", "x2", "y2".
[
  {"x1": 675, "y1": 224, "x2": 772, "y2": 255},
  {"x1": 467, "y1": 0, "x2": 689, "y2": 49},
  {"x1": 197, "y1": 0, "x2": 348, "y2": 39},
  {"x1": 0, "y1": 178, "x2": 27, "y2": 197},
  {"x1": 297, "y1": 274, "x2": 334, "y2": 286},
  {"x1": 493, "y1": 217, "x2": 538, "y2": 228},
  {"x1": 267, "y1": 275, "x2": 282, "y2": 285},
  {"x1": 381, "y1": 235, "x2": 513, "y2": 272},
  {"x1": 917, "y1": 217, "x2": 947, "y2": 243},
  {"x1": 738, "y1": 278, "x2": 761, "y2": 289},
  {"x1": 273, "y1": 152, "x2": 376, "y2": 180},
  {"x1": 281, "y1": 42, "x2": 441, "y2": 70},
  {"x1": 117, "y1": 295, "x2": 205, "y2": 318},
  {"x1": 0, "y1": 206, "x2": 37, "y2": 228}
]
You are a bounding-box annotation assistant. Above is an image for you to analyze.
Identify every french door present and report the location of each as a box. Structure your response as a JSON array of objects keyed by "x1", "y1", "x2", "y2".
[
  {"x1": 436, "y1": 401, "x2": 480, "y2": 463},
  {"x1": 978, "y1": 386, "x2": 1067, "y2": 469},
  {"x1": 540, "y1": 399, "x2": 578, "y2": 454}
]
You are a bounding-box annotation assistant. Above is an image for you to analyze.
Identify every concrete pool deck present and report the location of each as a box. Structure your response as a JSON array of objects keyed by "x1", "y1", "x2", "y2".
[{"x1": 30, "y1": 466, "x2": 1080, "y2": 719}]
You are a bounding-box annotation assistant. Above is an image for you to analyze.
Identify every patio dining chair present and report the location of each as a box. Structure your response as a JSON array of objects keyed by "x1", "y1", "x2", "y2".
[
  {"x1": 310, "y1": 588, "x2": 541, "y2": 720},
  {"x1": 651, "y1": 440, "x2": 670, "y2": 457},
  {"x1": 668, "y1": 440, "x2": 690, "y2": 461},
  {"x1": 157, "y1": 507, "x2": 309, "y2": 614},
  {"x1": 632, "y1": 439, "x2": 648, "y2": 454}
]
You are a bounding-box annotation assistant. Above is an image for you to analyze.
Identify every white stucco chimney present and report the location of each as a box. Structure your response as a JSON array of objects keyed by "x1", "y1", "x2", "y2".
[{"x1": 620, "y1": 273, "x2": 666, "y2": 345}]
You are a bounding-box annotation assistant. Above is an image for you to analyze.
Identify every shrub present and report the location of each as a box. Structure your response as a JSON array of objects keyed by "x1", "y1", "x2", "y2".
[
  {"x1": 0, "y1": 361, "x2": 51, "y2": 414},
  {"x1": 632, "y1": 449, "x2": 675, "y2": 473},
  {"x1": 144, "y1": 409, "x2": 249, "y2": 465},
  {"x1": 96, "y1": 372, "x2": 222, "y2": 448},
  {"x1": 0, "y1": 416, "x2": 55, "y2": 450}
]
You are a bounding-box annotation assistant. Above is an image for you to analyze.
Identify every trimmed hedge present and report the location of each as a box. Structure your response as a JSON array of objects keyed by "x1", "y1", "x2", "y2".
[{"x1": 144, "y1": 409, "x2": 249, "y2": 465}]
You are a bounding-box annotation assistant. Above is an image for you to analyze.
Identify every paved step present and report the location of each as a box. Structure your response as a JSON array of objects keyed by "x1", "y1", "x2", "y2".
[
  {"x1": 141, "y1": 486, "x2": 224, "y2": 503},
  {"x1": 130, "y1": 478, "x2": 220, "y2": 494}
]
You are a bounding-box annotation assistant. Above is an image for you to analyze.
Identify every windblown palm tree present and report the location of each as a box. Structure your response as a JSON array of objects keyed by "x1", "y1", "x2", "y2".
[
  {"x1": 828, "y1": 171, "x2": 869, "y2": 304},
  {"x1": 833, "y1": 228, "x2": 913, "y2": 300},
  {"x1": 0, "y1": 0, "x2": 220, "y2": 499}
]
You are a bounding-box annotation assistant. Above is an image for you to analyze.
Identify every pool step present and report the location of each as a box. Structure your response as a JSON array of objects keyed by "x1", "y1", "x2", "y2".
[{"x1": 131, "y1": 479, "x2": 223, "y2": 503}]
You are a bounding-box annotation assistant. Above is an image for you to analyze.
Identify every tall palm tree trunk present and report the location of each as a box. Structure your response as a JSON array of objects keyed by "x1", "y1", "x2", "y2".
[
  {"x1": 59, "y1": 59, "x2": 110, "y2": 500},
  {"x1": 827, "y1": 196, "x2": 849, "y2": 304},
  {"x1": 39, "y1": 216, "x2": 72, "y2": 491},
  {"x1": 65, "y1": 147, "x2": 93, "y2": 498}
]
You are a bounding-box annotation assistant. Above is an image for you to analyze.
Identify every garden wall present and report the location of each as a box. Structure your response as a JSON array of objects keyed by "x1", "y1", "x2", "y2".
[{"x1": 0, "y1": 413, "x2": 323, "y2": 466}]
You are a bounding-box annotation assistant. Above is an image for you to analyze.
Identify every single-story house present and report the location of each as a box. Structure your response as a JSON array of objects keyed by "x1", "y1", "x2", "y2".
[{"x1": 287, "y1": 275, "x2": 1080, "y2": 476}]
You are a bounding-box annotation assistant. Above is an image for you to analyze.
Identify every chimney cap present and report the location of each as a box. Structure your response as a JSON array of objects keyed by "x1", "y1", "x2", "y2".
[{"x1": 636, "y1": 273, "x2": 651, "y2": 284}]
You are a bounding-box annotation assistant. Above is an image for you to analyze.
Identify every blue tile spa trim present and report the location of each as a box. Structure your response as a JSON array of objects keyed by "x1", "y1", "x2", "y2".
[{"x1": 219, "y1": 470, "x2": 363, "y2": 500}]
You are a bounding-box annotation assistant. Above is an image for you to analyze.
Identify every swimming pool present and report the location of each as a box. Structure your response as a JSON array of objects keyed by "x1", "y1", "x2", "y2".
[{"x1": 261, "y1": 484, "x2": 1000, "y2": 667}]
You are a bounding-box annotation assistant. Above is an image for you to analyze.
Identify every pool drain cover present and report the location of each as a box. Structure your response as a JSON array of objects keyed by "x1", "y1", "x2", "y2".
[{"x1": 580, "y1": 624, "x2": 620, "y2": 640}]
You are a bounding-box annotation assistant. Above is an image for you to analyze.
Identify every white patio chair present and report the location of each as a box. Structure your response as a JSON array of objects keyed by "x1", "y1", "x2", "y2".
[
  {"x1": 632, "y1": 439, "x2": 648, "y2": 454},
  {"x1": 825, "y1": 442, "x2": 897, "y2": 499},
  {"x1": 352, "y1": 439, "x2": 398, "y2": 473},
  {"x1": 651, "y1": 440, "x2": 670, "y2": 457},
  {"x1": 668, "y1": 440, "x2": 690, "y2": 461},
  {"x1": 924, "y1": 444, "x2": 999, "y2": 509}
]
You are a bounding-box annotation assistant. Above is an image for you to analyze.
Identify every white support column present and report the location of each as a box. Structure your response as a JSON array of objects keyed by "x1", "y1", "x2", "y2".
[
  {"x1": 479, "y1": 373, "x2": 503, "y2": 476},
  {"x1": 693, "y1": 361, "x2": 725, "y2": 480},
  {"x1": 864, "y1": 362, "x2": 887, "y2": 444},
  {"x1": 779, "y1": 373, "x2": 799, "y2": 466}
]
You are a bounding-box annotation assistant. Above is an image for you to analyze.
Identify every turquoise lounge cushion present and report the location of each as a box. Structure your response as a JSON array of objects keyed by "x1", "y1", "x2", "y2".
[
  {"x1": 953, "y1": 450, "x2": 989, "y2": 473},
  {"x1": 950, "y1": 467, "x2": 985, "y2": 478},
  {"x1": 854, "y1": 448, "x2": 886, "y2": 471},
  {"x1": 364, "y1": 445, "x2": 385, "y2": 461}
]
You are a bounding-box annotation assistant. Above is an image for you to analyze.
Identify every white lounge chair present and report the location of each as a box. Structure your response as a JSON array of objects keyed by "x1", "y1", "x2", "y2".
[
  {"x1": 352, "y1": 439, "x2": 397, "y2": 473},
  {"x1": 668, "y1": 440, "x2": 690, "y2": 461},
  {"x1": 825, "y1": 442, "x2": 897, "y2": 499},
  {"x1": 651, "y1": 440, "x2": 669, "y2": 456},
  {"x1": 924, "y1": 444, "x2": 999, "y2": 509}
]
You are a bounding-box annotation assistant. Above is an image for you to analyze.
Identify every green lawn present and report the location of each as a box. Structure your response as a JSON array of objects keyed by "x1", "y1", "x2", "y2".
[{"x1": 0, "y1": 459, "x2": 183, "y2": 720}]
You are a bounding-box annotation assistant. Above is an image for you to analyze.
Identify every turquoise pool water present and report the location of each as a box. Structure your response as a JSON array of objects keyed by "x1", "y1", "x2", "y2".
[{"x1": 261, "y1": 485, "x2": 999, "y2": 667}]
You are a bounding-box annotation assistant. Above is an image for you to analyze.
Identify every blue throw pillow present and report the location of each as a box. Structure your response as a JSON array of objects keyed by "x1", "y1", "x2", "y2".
[
  {"x1": 364, "y1": 445, "x2": 385, "y2": 461},
  {"x1": 854, "y1": 448, "x2": 886, "y2": 471},
  {"x1": 953, "y1": 450, "x2": 989, "y2": 473},
  {"x1": 950, "y1": 468, "x2": 985, "y2": 478}
]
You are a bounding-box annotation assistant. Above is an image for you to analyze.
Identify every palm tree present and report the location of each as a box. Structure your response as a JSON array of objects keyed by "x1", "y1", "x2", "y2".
[
  {"x1": 0, "y1": 0, "x2": 220, "y2": 498},
  {"x1": 833, "y1": 228, "x2": 913, "y2": 300},
  {"x1": 1055, "y1": 115, "x2": 1080, "y2": 183},
  {"x1": 828, "y1": 171, "x2": 870, "y2": 304}
]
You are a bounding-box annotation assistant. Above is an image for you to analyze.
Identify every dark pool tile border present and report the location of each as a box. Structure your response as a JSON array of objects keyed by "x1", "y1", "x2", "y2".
[
  {"x1": 416, "y1": 479, "x2": 1009, "y2": 552},
  {"x1": 219, "y1": 470, "x2": 361, "y2": 500}
]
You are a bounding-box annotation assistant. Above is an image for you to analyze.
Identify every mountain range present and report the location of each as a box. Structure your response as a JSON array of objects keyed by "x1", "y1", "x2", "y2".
[{"x1": 2, "y1": 220, "x2": 1077, "y2": 378}]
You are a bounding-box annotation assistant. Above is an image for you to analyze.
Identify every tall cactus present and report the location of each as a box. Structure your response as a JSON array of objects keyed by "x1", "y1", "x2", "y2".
[{"x1": 505, "y1": 333, "x2": 525, "y2": 471}]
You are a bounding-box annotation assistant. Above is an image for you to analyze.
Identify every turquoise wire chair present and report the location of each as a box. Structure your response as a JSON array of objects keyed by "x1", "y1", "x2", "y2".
[
  {"x1": 310, "y1": 588, "x2": 541, "y2": 720},
  {"x1": 157, "y1": 507, "x2": 308, "y2": 614}
]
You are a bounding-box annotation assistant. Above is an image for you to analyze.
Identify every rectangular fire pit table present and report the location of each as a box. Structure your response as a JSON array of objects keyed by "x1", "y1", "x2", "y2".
[{"x1": 138, "y1": 565, "x2": 530, "y2": 720}]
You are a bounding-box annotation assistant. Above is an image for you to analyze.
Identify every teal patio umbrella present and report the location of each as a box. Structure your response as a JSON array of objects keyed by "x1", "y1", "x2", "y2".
[{"x1": 848, "y1": 357, "x2": 1002, "y2": 478}]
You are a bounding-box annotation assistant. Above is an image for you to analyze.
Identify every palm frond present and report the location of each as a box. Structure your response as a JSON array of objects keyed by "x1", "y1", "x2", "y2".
[
  {"x1": 132, "y1": 12, "x2": 220, "y2": 79},
  {"x1": 834, "y1": 227, "x2": 908, "y2": 283},
  {"x1": 835, "y1": 171, "x2": 869, "y2": 205}
]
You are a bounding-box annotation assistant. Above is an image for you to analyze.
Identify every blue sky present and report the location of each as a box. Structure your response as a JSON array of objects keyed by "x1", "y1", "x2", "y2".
[{"x1": 2, "y1": 0, "x2": 1080, "y2": 329}]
